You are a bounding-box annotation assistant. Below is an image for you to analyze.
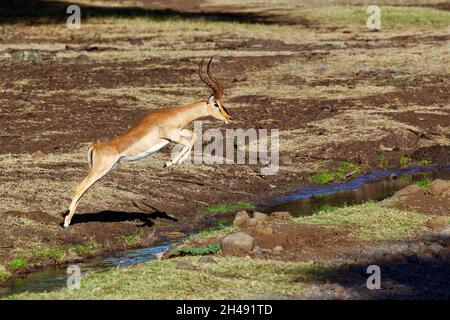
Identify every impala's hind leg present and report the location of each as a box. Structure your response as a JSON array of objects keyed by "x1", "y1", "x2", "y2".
[{"x1": 63, "y1": 153, "x2": 119, "y2": 228}]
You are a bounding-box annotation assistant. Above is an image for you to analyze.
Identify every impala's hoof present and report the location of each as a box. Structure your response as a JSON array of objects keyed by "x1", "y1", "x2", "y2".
[{"x1": 164, "y1": 161, "x2": 172, "y2": 168}]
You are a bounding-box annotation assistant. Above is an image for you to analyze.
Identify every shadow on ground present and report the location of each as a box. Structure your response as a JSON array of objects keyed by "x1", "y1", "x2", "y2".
[
  {"x1": 0, "y1": 0, "x2": 310, "y2": 25},
  {"x1": 63, "y1": 210, "x2": 177, "y2": 227},
  {"x1": 301, "y1": 253, "x2": 450, "y2": 299}
]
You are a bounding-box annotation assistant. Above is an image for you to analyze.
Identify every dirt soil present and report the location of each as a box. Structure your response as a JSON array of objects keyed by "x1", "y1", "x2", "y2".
[{"x1": 0, "y1": 0, "x2": 449, "y2": 279}]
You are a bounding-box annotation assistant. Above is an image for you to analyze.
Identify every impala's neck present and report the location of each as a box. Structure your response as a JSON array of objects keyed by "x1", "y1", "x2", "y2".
[{"x1": 178, "y1": 100, "x2": 209, "y2": 127}]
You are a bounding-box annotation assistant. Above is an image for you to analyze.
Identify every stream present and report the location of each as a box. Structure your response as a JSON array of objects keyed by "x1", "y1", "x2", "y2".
[{"x1": 1, "y1": 165, "x2": 449, "y2": 298}]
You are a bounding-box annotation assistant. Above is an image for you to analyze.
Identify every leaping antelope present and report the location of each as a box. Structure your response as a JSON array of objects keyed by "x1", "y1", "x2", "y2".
[{"x1": 63, "y1": 58, "x2": 232, "y2": 228}]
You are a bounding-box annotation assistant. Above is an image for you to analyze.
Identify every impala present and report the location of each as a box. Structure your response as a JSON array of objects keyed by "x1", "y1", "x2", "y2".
[{"x1": 63, "y1": 58, "x2": 232, "y2": 228}]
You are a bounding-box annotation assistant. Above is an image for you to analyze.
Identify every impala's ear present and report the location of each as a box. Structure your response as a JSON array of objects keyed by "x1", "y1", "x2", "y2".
[{"x1": 207, "y1": 94, "x2": 215, "y2": 104}]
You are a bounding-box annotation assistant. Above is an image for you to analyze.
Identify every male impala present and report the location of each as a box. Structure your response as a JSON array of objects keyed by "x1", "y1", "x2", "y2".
[{"x1": 63, "y1": 58, "x2": 232, "y2": 228}]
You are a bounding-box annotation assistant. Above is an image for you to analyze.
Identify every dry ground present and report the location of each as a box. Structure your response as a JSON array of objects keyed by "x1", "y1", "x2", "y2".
[{"x1": 0, "y1": 0, "x2": 449, "y2": 279}]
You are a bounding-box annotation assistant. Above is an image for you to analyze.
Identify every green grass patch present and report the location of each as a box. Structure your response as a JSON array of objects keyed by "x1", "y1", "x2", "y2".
[
  {"x1": 376, "y1": 155, "x2": 388, "y2": 168},
  {"x1": 72, "y1": 239, "x2": 101, "y2": 256},
  {"x1": 119, "y1": 232, "x2": 144, "y2": 246},
  {"x1": 310, "y1": 162, "x2": 361, "y2": 184},
  {"x1": 416, "y1": 178, "x2": 431, "y2": 190},
  {"x1": 318, "y1": 204, "x2": 338, "y2": 213},
  {"x1": 9, "y1": 258, "x2": 28, "y2": 270},
  {"x1": 301, "y1": 5, "x2": 450, "y2": 29},
  {"x1": 206, "y1": 202, "x2": 254, "y2": 213},
  {"x1": 418, "y1": 159, "x2": 432, "y2": 166},
  {"x1": 399, "y1": 156, "x2": 412, "y2": 166},
  {"x1": 310, "y1": 170, "x2": 335, "y2": 184},
  {"x1": 169, "y1": 244, "x2": 221, "y2": 257},
  {"x1": 295, "y1": 201, "x2": 428, "y2": 241},
  {"x1": 32, "y1": 244, "x2": 66, "y2": 263}
]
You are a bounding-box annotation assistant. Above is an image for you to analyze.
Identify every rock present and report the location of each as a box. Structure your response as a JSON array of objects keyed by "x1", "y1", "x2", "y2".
[
  {"x1": 253, "y1": 212, "x2": 268, "y2": 223},
  {"x1": 273, "y1": 245, "x2": 283, "y2": 253},
  {"x1": 32, "y1": 150, "x2": 45, "y2": 159},
  {"x1": 221, "y1": 232, "x2": 254, "y2": 253},
  {"x1": 426, "y1": 216, "x2": 446, "y2": 230},
  {"x1": 64, "y1": 248, "x2": 81, "y2": 262},
  {"x1": 248, "y1": 218, "x2": 259, "y2": 226},
  {"x1": 392, "y1": 184, "x2": 423, "y2": 198},
  {"x1": 428, "y1": 242, "x2": 444, "y2": 255},
  {"x1": 251, "y1": 246, "x2": 262, "y2": 255},
  {"x1": 439, "y1": 225, "x2": 450, "y2": 236},
  {"x1": 271, "y1": 211, "x2": 292, "y2": 220},
  {"x1": 428, "y1": 179, "x2": 450, "y2": 197},
  {"x1": 76, "y1": 54, "x2": 89, "y2": 62},
  {"x1": 173, "y1": 261, "x2": 195, "y2": 270},
  {"x1": 255, "y1": 224, "x2": 273, "y2": 236},
  {"x1": 198, "y1": 256, "x2": 217, "y2": 264},
  {"x1": 233, "y1": 210, "x2": 250, "y2": 228}
]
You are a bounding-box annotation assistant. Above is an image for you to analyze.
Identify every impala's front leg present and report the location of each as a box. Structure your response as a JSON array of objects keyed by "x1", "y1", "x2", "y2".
[{"x1": 164, "y1": 129, "x2": 196, "y2": 167}]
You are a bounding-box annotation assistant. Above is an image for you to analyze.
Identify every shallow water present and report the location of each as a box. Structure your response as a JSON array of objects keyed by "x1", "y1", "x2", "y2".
[
  {"x1": 264, "y1": 165, "x2": 450, "y2": 215},
  {"x1": 1, "y1": 165, "x2": 449, "y2": 297}
]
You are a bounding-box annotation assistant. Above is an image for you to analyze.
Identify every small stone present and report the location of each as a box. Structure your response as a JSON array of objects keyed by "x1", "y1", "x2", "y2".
[
  {"x1": 426, "y1": 216, "x2": 446, "y2": 230},
  {"x1": 64, "y1": 248, "x2": 81, "y2": 262},
  {"x1": 233, "y1": 210, "x2": 250, "y2": 228},
  {"x1": 253, "y1": 212, "x2": 268, "y2": 223},
  {"x1": 251, "y1": 246, "x2": 262, "y2": 255},
  {"x1": 392, "y1": 184, "x2": 423, "y2": 198},
  {"x1": 271, "y1": 211, "x2": 292, "y2": 220},
  {"x1": 428, "y1": 179, "x2": 450, "y2": 197},
  {"x1": 198, "y1": 256, "x2": 217, "y2": 264},
  {"x1": 221, "y1": 232, "x2": 254, "y2": 253},
  {"x1": 32, "y1": 150, "x2": 45, "y2": 158},
  {"x1": 76, "y1": 54, "x2": 89, "y2": 62},
  {"x1": 273, "y1": 245, "x2": 283, "y2": 253},
  {"x1": 255, "y1": 225, "x2": 273, "y2": 236},
  {"x1": 428, "y1": 242, "x2": 444, "y2": 255},
  {"x1": 173, "y1": 261, "x2": 195, "y2": 270}
]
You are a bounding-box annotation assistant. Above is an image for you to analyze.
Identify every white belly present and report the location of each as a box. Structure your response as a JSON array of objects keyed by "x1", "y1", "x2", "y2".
[{"x1": 122, "y1": 141, "x2": 170, "y2": 162}]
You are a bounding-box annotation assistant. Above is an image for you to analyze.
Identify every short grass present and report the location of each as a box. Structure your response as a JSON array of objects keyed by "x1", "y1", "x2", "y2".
[
  {"x1": 300, "y1": 5, "x2": 450, "y2": 29},
  {"x1": 295, "y1": 201, "x2": 428, "y2": 240},
  {"x1": 0, "y1": 265, "x2": 11, "y2": 282},
  {"x1": 399, "y1": 156, "x2": 412, "y2": 166},
  {"x1": 169, "y1": 244, "x2": 221, "y2": 257},
  {"x1": 32, "y1": 244, "x2": 66, "y2": 263},
  {"x1": 310, "y1": 162, "x2": 361, "y2": 184},
  {"x1": 206, "y1": 202, "x2": 255, "y2": 213},
  {"x1": 118, "y1": 232, "x2": 144, "y2": 246},
  {"x1": 416, "y1": 178, "x2": 431, "y2": 190},
  {"x1": 185, "y1": 224, "x2": 238, "y2": 242},
  {"x1": 72, "y1": 239, "x2": 101, "y2": 256},
  {"x1": 9, "y1": 258, "x2": 28, "y2": 270},
  {"x1": 6, "y1": 256, "x2": 327, "y2": 299}
]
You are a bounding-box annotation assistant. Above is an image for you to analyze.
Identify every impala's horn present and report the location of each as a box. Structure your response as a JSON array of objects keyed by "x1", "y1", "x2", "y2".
[{"x1": 199, "y1": 57, "x2": 223, "y2": 99}]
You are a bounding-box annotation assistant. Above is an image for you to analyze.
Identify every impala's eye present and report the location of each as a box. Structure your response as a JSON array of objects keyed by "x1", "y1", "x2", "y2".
[{"x1": 214, "y1": 103, "x2": 220, "y2": 108}]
